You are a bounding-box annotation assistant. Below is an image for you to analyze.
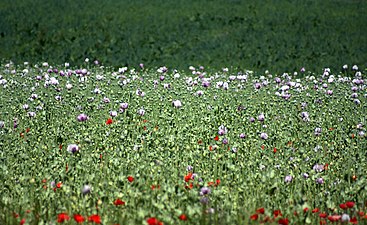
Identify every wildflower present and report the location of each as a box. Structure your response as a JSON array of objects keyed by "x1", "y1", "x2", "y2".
[
  {"x1": 127, "y1": 176, "x2": 134, "y2": 183},
  {"x1": 186, "y1": 165, "x2": 193, "y2": 171},
  {"x1": 341, "y1": 214, "x2": 350, "y2": 222},
  {"x1": 319, "y1": 213, "x2": 328, "y2": 218},
  {"x1": 106, "y1": 118, "x2": 113, "y2": 125},
  {"x1": 339, "y1": 203, "x2": 347, "y2": 209},
  {"x1": 20, "y1": 219, "x2": 26, "y2": 225},
  {"x1": 278, "y1": 218, "x2": 289, "y2": 225},
  {"x1": 316, "y1": 178, "x2": 324, "y2": 184},
  {"x1": 28, "y1": 112, "x2": 36, "y2": 117},
  {"x1": 120, "y1": 102, "x2": 129, "y2": 109},
  {"x1": 138, "y1": 108, "x2": 145, "y2": 116},
  {"x1": 200, "y1": 187, "x2": 211, "y2": 195},
  {"x1": 256, "y1": 208, "x2": 265, "y2": 214},
  {"x1": 77, "y1": 114, "x2": 88, "y2": 122},
  {"x1": 313, "y1": 164, "x2": 324, "y2": 172},
  {"x1": 214, "y1": 136, "x2": 219, "y2": 141},
  {"x1": 67, "y1": 144, "x2": 79, "y2": 154},
  {"x1": 273, "y1": 210, "x2": 282, "y2": 218},
  {"x1": 314, "y1": 127, "x2": 322, "y2": 136},
  {"x1": 250, "y1": 214, "x2": 259, "y2": 220},
  {"x1": 113, "y1": 199, "x2": 125, "y2": 206},
  {"x1": 172, "y1": 100, "x2": 182, "y2": 108},
  {"x1": 258, "y1": 114, "x2": 265, "y2": 122},
  {"x1": 222, "y1": 138, "x2": 228, "y2": 144},
  {"x1": 57, "y1": 213, "x2": 70, "y2": 223},
  {"x1": 327, "y1": 215, "x2": 341, "y2": 222},
  {"x1": 312, "y1": 208, "x2": 320, "y2": 213},
  {"x1": 200, "y1": 197, "x2": 209, "y2": 204},
  {"x1": 260, "y1": 132, "x2": 268, "y2": 140},
  {"x1": 88, "y1": 214, "x2": 101, "y2": 224},
  {"x1": 81, "y1": 185, "x2": 91, "y2": 195},
  {"x1": 73, "y1": 214, "x2": 85, "y2": 223},
  {"x1": 346, "y1": 201, "x2": 355, "y2": 208},
  {"x1": 184, "y1": 173, "x2": 192, "y2": 182},
  {"x1": 218, "y1": 125, "x2": 228, "y2": 135},
  {"x1": 239, "y1": 133, "x2": 246, "y2": 139},
  {"x1": 146, "y1": 217, "x2": 163, "y2": 225},
  {"x1": 178, "y1": 214, "x2": 187, "y2": 221},
  {"x1": 284, "y1": 175, "x2": 293, "y2": 183}
]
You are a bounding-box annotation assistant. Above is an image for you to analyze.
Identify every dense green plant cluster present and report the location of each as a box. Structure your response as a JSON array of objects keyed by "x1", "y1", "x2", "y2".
[
  {"x1": 0, "y1": 0, "x2": 366, "y2": 72},
  {"x1": 0, "y1": 62, "x2": 366, "y2": 224}
]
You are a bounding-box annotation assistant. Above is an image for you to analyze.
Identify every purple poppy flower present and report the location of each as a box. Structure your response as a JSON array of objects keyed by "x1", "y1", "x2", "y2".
[
  {"x1": 82, "y1": 185, "x2": 91, "y2": 195},
  {"x1": 258, "y1": 114, "x2": 265, "y2": 122},
  {"x1": 249, "y1": 117, "x2": 255, "y2": 123},
  {"x1": 351, "y1": 86, "x2": 358, "y2": 92},
  {"x1": 138, "y1": 108, "x2": 145, "y2": 116},
  {"x1": 159, "y1": 75, "x2": 165, "y2": 81},
  {"x1": 186, "y1": 165, "x2": 193, "y2": 171},
  {"x1": 314, "y1": 127, "x2": 322, "y2": 136},
  {"x1": 110, "y1": 111, "x2": 118, "y2": 117},
  {"x1": 172, "y1": 100, "x2": 182, "y2": 108},
  {"x1": 260, "y1": 132, "x2": 268, "y2": 140},
  {"x1": 200, "y1": 197, "x2": 209, "y2": 204},
  {"x1": 222, "y1": 138, "x2": 228, "y2": 144},
  {"x1": 313, "y1": 164, "x2": 324, "y2": 172},
  {"x1": 284, "y1": 175, "x2": 293, "y2": 183},
  {"x1": 239, "y1": 133, "x2": 246, "y2": 139},
  {"x1": 202, "y1": 80, "x2": 210, "y2": 88},
  {"x1": 28, "y1": 112, "x2": 36, "y2": 117},
  {"x1": 120, "y1": 102, "x2": 129, "y2": 109},
  {"x1": 200, "y1": 187, "x2": 211, "y2": 195},
  {"x1": 254, "y1": 83, "x2": 261, "y2": 89},
  {"x1": 354, "y1": 99, "x2": 361, "y2": 105},
  {"x1": 67, "y1": 144, "x2": 79, "y2": 153},
  {"x1": 274, "y1": 77, "x2": 281, "y2": 83},
  {"x1": 316, "y1": 178, "x2": 324, "y2": 184},
  {"x1": 0, "y1": 121, "x2": 4, "y2": 128},
  {"x1": 326, "y1": 90, "x2": 333, "y2": 95},
  {"x1": 77, "y1": 114, "x2": 88, "y2": 122},
  {"x1": 351, "y1": 93, "x2": 358, "y2": 98},
  {"x1": 303, "y1": 173, "x2": 309, "y2": 179}
]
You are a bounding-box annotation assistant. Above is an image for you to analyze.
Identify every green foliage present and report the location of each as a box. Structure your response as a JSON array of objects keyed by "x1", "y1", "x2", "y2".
[
  {"x1": 0, "y1": 63, "x2": 366, "y2": 224},
  {"x1": 0, "y1": 0, "x2": 366, "y2": 72}
]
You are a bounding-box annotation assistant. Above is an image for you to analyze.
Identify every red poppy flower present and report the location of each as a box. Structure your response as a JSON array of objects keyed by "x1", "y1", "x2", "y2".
[
  {"x1": 358, "y1": 211, "x2": 365, "y2": 217},
  {"x1": 327, "y1": 215, "x2": 341, "y2": 222},
  {"x1": 151, "y1": 185, "x2": 160, "y2": 190},
  {"x1": 273, "y1": 210, "x2": 282, "y2": 218},
  {"x1": 106, "y1": 118, "x2": 113, "y2": 125},
  {"x1": 352, "y1": 134, "x2": 355, "y2": 139},
  {"x1": 339, "y1": 203, "x2": 347, "y2": 210},
  {"x1": 114, "y1": 198, "x2": 125, "y2": 206},
  {"x1": 256, "y1": 208, "x2": 265, "y2": 214},
  {"x1": 146, "y1": 217, "x2": 162, "y2": 225},
  {"x1": 178, "y1": 214, "x2": 187, "y2": 221},
  {"x1": 319, "y1": 213, "x2": 327, "y2": 218},
  {"x1": 184, "y1": 173, "x2": 192, "y2": 182},
  {"x1": 346, "y1": 201, "x2": 355, "y2": 208},
  {"x1": 20, "y1": 218, "x2": 26, "y2": 225},
  {"x1": 42, "y1": 179, "x2": 47, "y2": 183},
  {"x1": 26, "y1": 128, "x2": 30, "y2": 133},
  {"x1": 209, "y1": 146, "x2": 213, "y2": 151},
  {"x1": 73, "y1": 214, "x2": 85, "y2": 223},
  {"x1": 207, "y1": 181, "x2": 215, "y2": 187},
  {"x1": 57, "y1": 213, "x2": 70, "y2": 223},
  {"x1": 59, "y1": 144, "x2": 62, "y2": 150},
  {"x1": 319, "y1": 220, "x2": 327, "y2": 225},
  {"x1": 198, "y1": 140, "x2": 203, "y2": 144},
  {"x1": 261, "y1": 145, "x2": 265, "y2": 150},
  {"x1": 56, "y1": 182, "x2": 62, "y2": 188},
  {"x1": 278, "y1": 218, "x2": 289, "y2": 225},
  {"x1": 214, "y1": 136, "x2": 219, "y2": 141},
  {"x1": 273, "y1": 147, "x2": 277, "y2": 153},
  {"x1": 127, "y1": 176, "x2": 134, "y2": 183},
  {"x1": 185, "y1": 183, "x2": 193, "y2": 190},
  {"x1": 88, "y1": 214, "x2": 101, "y2": 224},
  {"x1": 250, "y1": 214, "x2": 258, "y2": 220},
  {"x1": 312, "y1": 208, "x2": 320, "y2": 213},
  {"x1": 13, "y1": 212, "x2": 19, "y2": 218},
  {"x1": 350, "y1": 217, "x2": 358, "y2": 224},
  {"x1": 303, "y1": 208, "x2": 309, "y2": 213},
  {"x1": 215, "y1": 179, "x2": 220, "y2": 186},
  {"x1": 26, "y1": 210, "x2": 31, "y2": 214}
]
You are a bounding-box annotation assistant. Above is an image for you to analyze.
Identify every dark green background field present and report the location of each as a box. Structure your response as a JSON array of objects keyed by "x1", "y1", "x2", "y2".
[{"x1": 0, "y1": 0, "x2": 366, "y2": 72}]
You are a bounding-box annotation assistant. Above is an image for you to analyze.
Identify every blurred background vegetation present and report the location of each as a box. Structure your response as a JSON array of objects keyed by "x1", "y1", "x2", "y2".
[{"x1": 0, "y1": 0, "x2": 366, "y2": 73}]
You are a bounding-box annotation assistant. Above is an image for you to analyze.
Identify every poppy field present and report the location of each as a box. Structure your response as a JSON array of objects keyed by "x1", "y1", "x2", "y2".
[{"x1": 0, "y1": 61, "x2": 367, "y2": 225}]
